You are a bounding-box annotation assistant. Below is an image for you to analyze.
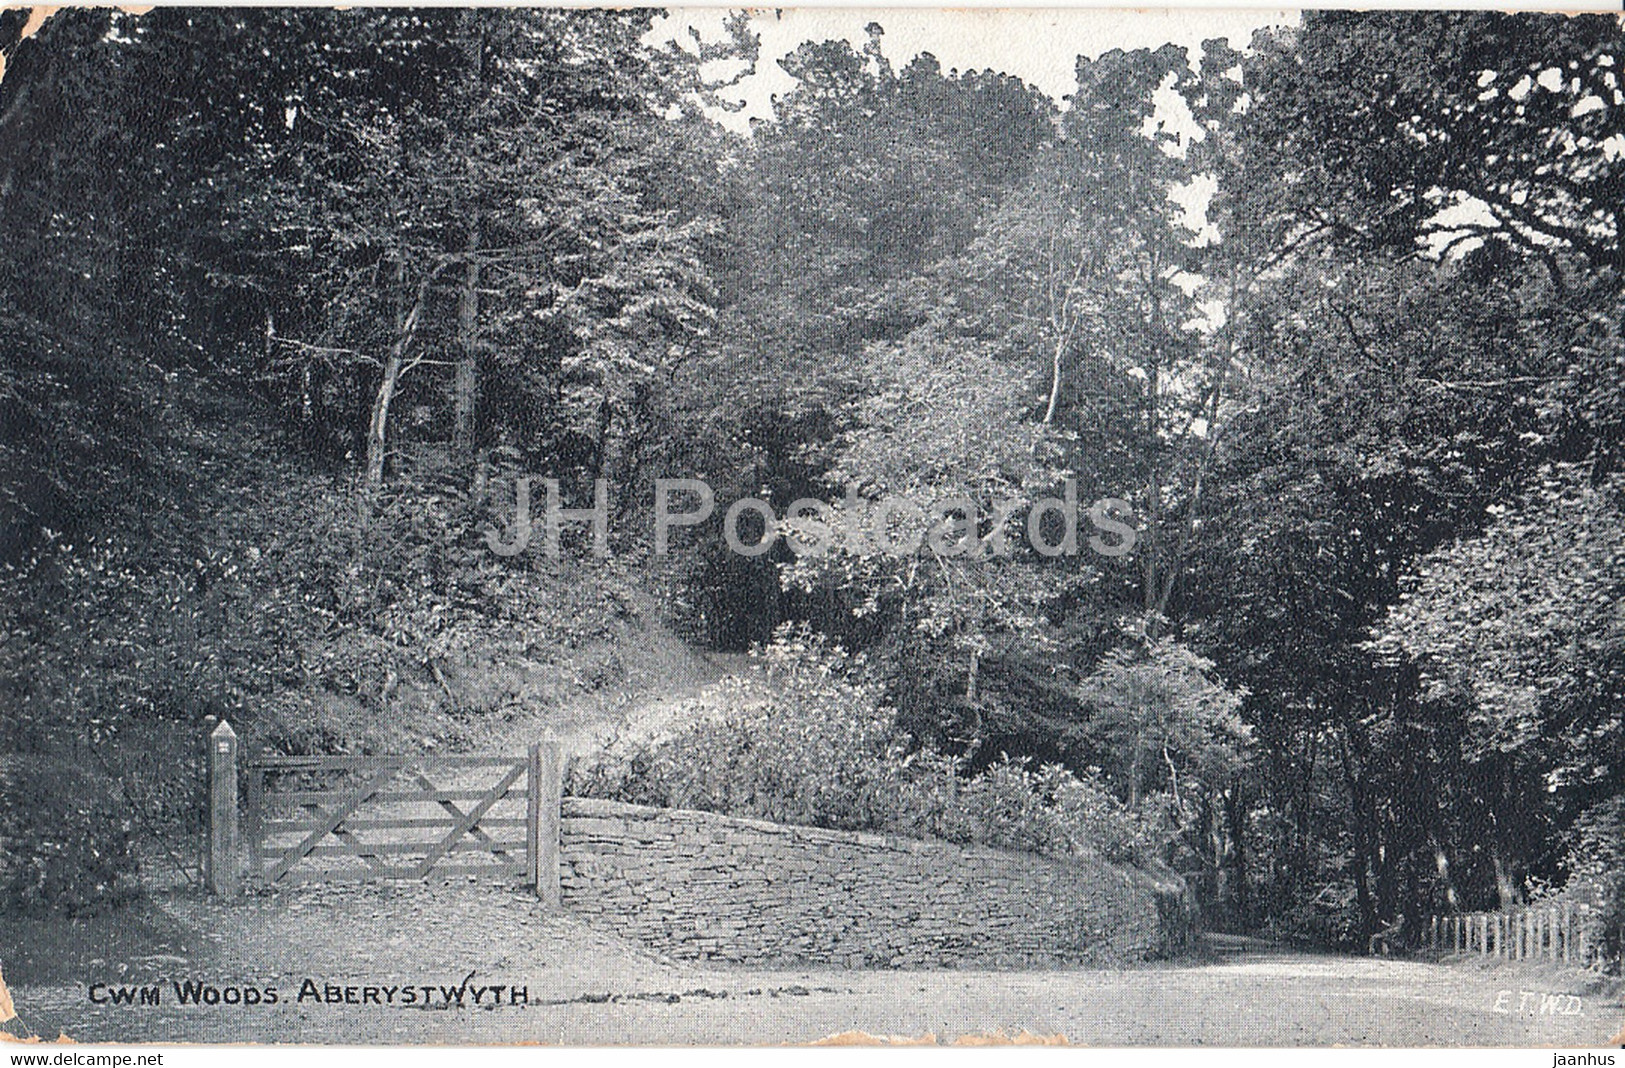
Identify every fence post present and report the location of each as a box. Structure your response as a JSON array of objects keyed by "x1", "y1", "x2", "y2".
[
  {"x1": 527, "y1": 740, "x2": 563, "y2": 907},
  {"x1": 205, "y1": 719, "x2": 241, "y2": 897},
  {"x1": 1563, "y1": 904, "x2": 1573, "y2": 964}
]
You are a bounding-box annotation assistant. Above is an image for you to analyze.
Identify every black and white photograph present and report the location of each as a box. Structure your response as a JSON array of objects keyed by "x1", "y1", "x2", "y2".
[{"x1": 0, "y1": 3, "x2": 1621, "y2": 1049}]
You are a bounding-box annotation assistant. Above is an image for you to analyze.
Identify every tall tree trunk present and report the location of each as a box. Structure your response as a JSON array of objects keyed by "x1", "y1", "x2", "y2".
[
  {"x1": 1490, "y1": 840, "x2": 1518, "y2": 911},
  {"x1": 450, "y1": 224, "x2": 481, "y2": 471},
  {"x1": 1196, "y1": 792, "x2": 1220, "y2": 925},
  {"x1": 365, "y1": 349, "x2": 403, "y2": 490},
  {"x1": 1150, "y1": 269, "x2": 1240, "y2": 624},
  {"x1": 449, "y1": 11, "x2": 484, "y2": 475},
  {"x1": 1225, "y1": 780, "x2": 1250, "y2": 927},
  {"x1": 1488, "y1": 761, "x2": 1520, "y2": 911},
  {"x1": 366, "y1": 260, "x2": 434, "y2": 489},
  {"x1": 1431, "y1": 837, "x2": 1461, "y2": 911},
  {"x1": 1142, "y1": 254, "x2": 1164, "y2": 638},
  {"x1": 1339, "y1": 725, "x2": 1379, "y2": 943},
  {"x1": 1042, "y1": 335, "x2": 1065, "y2": 425}
]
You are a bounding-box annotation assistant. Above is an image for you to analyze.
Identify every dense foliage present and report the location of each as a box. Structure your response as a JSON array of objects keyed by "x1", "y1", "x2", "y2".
[
  {"x1": 570, "y1": 630, "x2": 1169, "y2": 865},
  {"x1": 0, "y1": 7, "x2": 1619, "y2": 962}
]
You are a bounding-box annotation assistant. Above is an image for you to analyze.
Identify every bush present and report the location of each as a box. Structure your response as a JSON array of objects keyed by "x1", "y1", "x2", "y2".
[
  {"x1": 1567, "y1": 796, "x2": 1625, "y2": 971},
  {"x1": 900, "y1": 755, "x2": 1170, "y2": 865},
  {"x1": 570, "y1": 627, "x2": 1170, "y2": 864},
  {"x1": 569, "y1": 632, "x2": 920, "y2": 831},
  {"x1": 1046, "y1": 769, "x2": 1174, "y2": 864},
  {"x1": 0, "y1": 755, "x2": 140, "y2": 917}
]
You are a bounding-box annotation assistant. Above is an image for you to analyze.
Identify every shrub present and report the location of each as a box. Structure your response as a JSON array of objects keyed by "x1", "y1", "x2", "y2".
[
  {"x1": 0, "y1": 755, "x2": 140, "y2": 917},
  {"x1": 1567, "y1": 796, "x2": 1625, "y2": 971},
  {"x1": 900, "y1": 755, "x2": 1169, "y2": 864},
  {"x1": 1046, "y1": 769, "x2": 1174, "y2": 865},
  {"x1": 570, "y1": 627, "x2": 1170, "y2": 864},
  {"x1": 569, "y1": 632, "x2": 919, "y2": 831}
]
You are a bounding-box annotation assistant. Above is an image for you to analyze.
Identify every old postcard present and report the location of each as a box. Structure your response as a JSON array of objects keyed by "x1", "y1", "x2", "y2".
[{"x1": 0, "y1": 3, "x2": 1621, "y2": 1050}]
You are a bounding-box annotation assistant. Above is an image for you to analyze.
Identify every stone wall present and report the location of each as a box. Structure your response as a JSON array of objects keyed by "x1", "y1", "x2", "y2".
[{"x1": 559, "y1": 796, "x2": 1190, "y2": 968}]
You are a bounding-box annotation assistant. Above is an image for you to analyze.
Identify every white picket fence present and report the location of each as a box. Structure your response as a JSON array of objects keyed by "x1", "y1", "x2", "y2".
[{"x1": 1426, "y1": 904, "x2": 1606, "y2": 965}]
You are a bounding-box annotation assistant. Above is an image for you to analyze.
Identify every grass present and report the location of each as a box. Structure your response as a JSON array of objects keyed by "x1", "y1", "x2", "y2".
[{"x1": 0, "y1": 899, "x2": 196, "y2": 986}]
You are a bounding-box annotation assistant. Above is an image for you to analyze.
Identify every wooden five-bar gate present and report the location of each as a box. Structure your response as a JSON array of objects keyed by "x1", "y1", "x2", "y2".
[{"x1": 204, "y1": 722, "x2": 563, "y2": 901}]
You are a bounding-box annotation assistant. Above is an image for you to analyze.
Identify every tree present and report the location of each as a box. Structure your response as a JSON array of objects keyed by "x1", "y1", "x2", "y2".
[
  {"x1": 782, "y1": 319, "x2": 1080, "y2": 749},
  {"x1": 1186, "y1": 12, "x2": 1625, "y2": 937},
  {"x1": 1373, "y1": 464, "x2": 1625, "y2": 835},
  {"x1": 1075, "y1": 641, "x2": 1250, "y2": 912},
  {"x1": 201, "y1": 10, "x2": 723, "y2": 492},
  {"x1": 668, "y1": 35, "x2": 1057, "y2": 652},
  {"x1": 1240, "y1": 13, "x2": 1623, "y2": 278},
  {"x1": 1078, "y1": 642, "x2": 1249, "y2": 806}
]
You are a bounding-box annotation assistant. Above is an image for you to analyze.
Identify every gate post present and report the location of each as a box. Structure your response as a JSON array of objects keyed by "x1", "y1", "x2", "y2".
[
  {"x1": 528, "y1": 740, "x2": 563, "y2": 906},
  {"x1": 206, "y1": 719, "x2": 241, "y2": 897}
]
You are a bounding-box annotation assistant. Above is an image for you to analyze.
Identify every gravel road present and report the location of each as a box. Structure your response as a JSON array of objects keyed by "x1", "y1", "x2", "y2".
[{"x1": 7, "y1": 883, "x2": 1621, "y2": 1046}]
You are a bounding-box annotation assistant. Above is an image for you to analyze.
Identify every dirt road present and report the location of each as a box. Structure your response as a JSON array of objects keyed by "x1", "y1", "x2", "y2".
[{"x1": 7, "y1": 884, "x2": 1620, "y2": 1046}]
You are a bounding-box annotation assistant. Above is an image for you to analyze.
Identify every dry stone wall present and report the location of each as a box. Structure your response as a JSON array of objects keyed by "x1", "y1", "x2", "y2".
[{"x1": 559, "y1": 796, "x2": 1190, "y2": 968}]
